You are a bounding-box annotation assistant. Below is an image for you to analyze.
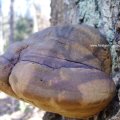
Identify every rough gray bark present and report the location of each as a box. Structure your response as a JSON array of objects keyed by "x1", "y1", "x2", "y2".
[{"x1": 50, "y1": 0, "x2": 120, "y2": 120}]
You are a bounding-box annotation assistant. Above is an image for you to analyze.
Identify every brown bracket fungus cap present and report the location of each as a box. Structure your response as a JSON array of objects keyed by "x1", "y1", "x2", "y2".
[{"x1": 0, "y1": 25, "x2": 116, "y2": 119}]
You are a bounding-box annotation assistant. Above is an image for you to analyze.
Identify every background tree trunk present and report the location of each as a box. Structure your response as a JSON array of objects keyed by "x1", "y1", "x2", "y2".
[
  {"x1": 9, "y1": 0, "x2": 14, "y2": 44},
  {"x1": 0, "y1": 0, "x2": 4, "y2": 54},
  {"x1": 0, "y1": 0, "x2": 2, "y2": 42},
  {"x1": 48, "y1": 0, "x2": 120, "y2": 120}
]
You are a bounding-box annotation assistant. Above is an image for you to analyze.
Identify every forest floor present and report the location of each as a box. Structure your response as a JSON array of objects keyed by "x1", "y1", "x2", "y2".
[{"x1": 0, "y1": 92, "x2": 45, "y2": 120}]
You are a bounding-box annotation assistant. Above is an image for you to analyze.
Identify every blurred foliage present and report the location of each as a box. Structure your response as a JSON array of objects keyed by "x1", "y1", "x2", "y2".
[
  {"x1": 14, "y1": 17, "x2": 33, "y2": 41},
  {"x1": 3, "y1": 40, "x2": 9, "y2": 51},
  {"x1": 4, "y1": 17, "x2": 33, "y2": 51}
]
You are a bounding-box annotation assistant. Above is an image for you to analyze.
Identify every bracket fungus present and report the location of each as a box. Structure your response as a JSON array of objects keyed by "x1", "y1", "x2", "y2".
[{"x1": 0, "y1": 25, "x2": 116, "y2": 119}]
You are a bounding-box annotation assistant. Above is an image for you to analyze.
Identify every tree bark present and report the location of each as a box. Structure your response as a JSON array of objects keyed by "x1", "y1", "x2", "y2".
[{"x1": 49, "y1": 0, "x2": 120, "y2": 120}]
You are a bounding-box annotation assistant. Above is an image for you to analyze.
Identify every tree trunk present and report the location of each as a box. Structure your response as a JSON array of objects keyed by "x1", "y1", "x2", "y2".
[
  {"x1": 0, "y1": 0, "x2": 4, "y2": 54},
  {"x1": 9, "y1": 0, "x2": 14, "y2": 44},
  {"x1": 47, "y1": 0, "x2": 120, "y2": 120},
  {"x1": 0, "y1": 0, "x2": 2, "y2": 41}
]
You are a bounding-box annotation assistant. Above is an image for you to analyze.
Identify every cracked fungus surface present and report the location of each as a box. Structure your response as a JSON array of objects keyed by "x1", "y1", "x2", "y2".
[{"x1": 0, "y1": 24, "x2": 116, "y2": 118}]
